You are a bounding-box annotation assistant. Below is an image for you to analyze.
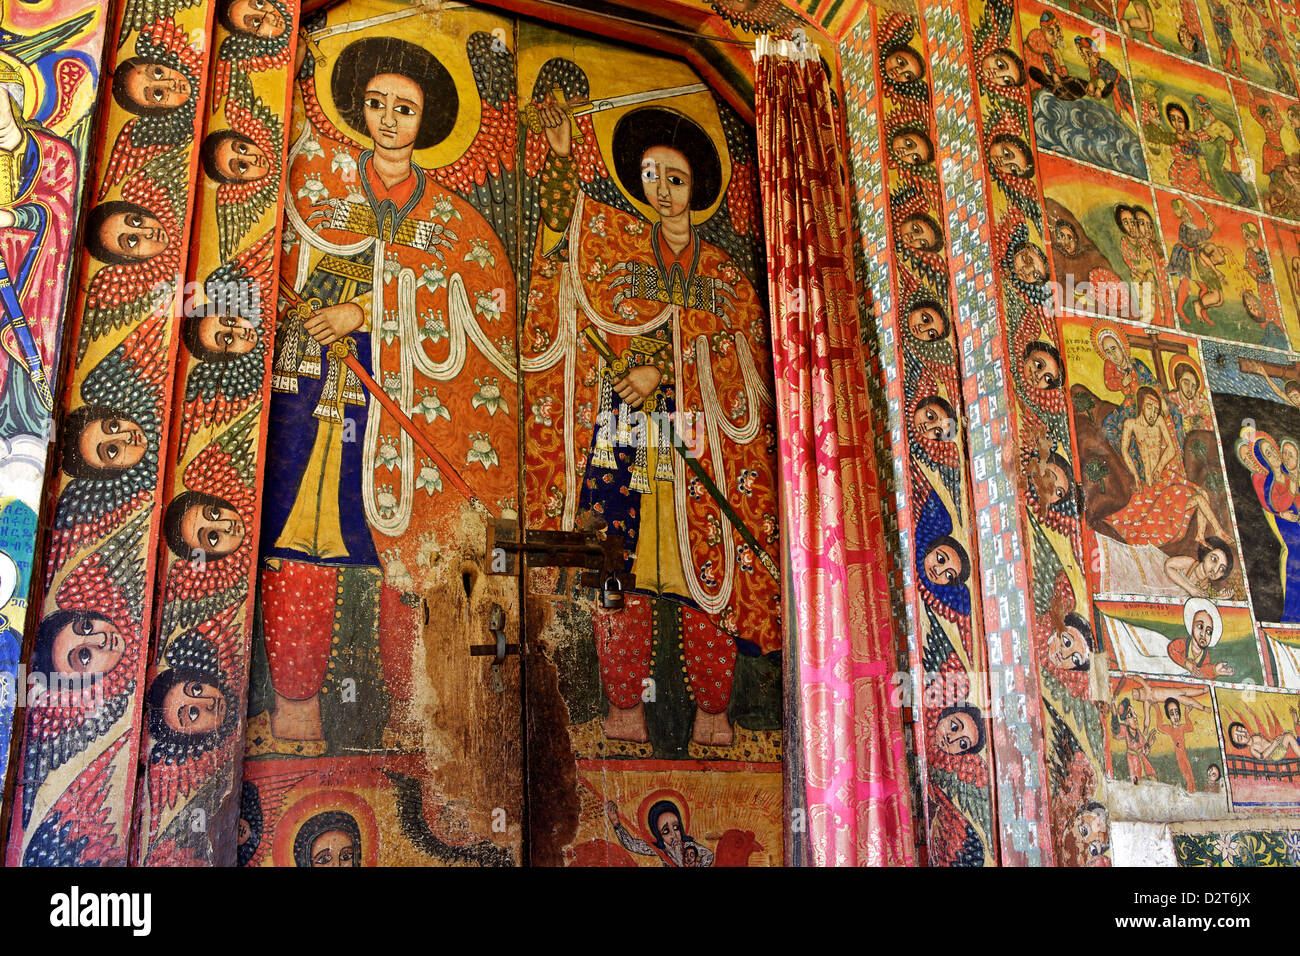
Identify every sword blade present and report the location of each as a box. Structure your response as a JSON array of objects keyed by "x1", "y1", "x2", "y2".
[{"x1": 577, "y1": 83, "x2": 709, "y2": 115}]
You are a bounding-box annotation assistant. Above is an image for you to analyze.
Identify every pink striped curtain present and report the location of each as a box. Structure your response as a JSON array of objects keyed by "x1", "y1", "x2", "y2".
[{"x1": 755, "y1": 39, "x2": 915, "y2": 866}]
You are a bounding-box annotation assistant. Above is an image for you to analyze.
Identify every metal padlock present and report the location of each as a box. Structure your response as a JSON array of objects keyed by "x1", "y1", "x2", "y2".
[{"x1": 601, "y1": 576, "x2": 625, "y2": 610}]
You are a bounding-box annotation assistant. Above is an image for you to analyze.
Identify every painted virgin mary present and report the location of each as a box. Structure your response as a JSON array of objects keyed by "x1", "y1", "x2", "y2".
[
  {"x1": 256, "y1": 35, "x2": 515, "y2": 748},
  {"x1": 522, "y1": 78, "x2": 779, "y2": 748}
]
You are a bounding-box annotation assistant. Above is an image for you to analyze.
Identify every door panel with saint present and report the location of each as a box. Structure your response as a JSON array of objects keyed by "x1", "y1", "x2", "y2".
[
  {"x1": 516, "y1": 23, "x2": 784, "y2": 867},
  {"x1": 241, "y1": 0, "x2": 523, "y2": 867}
]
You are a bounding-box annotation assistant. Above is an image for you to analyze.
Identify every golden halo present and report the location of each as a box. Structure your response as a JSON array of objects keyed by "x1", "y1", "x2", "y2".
[
  {"x1": 519, "y1": 32, "x2": 731, "y2": 226},
  {"x1": 309, "y1": 5, "x2": 501, "y2": 171},
  {"x1": 1089, "y1": 318, "x2": 1128, "y2": 359},
  {"x1": 272, "y1": 788, "x2": 380, "y2": 867}
]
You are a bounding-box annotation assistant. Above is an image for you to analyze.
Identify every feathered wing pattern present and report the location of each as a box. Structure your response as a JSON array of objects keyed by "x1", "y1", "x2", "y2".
[
  {"x1": 904, "y1": 350, "x2": 963, "y2": 506},
  {"x1": 102, "y1": 18, "x2": 204, "y2": 192},
  {"x1": 430, "y1": 31, "x2": 518, "y2": 273},
  {"x1": 117, "y1": 0, "x2": 205, "y2": 43},
  {"x1": 215, "y1": 72, "x2": 284, "y2": 261},
  {"x1": 22, "y1": 732, "x2": 130, "y2": 866},
  {"x1": 79, "y1": 148, "x2": 188, "y2": 361},
  {"x1": 696, "y1": 95, "x2": 763, "y2": 289},
  {"x1": 240, "y1": 770, "x2": 311, "y2": 866},
  {"x1": 520, "y1": 55, "x2": 635, "y2": 291},
  {"x1": 49, "y1": 314, "x2": 169, "y2": 565},
  {"x1": 178, "y1": 232, "x2": 275, "y2": 453},
  {"x1": 21, "y1": 510, "x2": 149, "y2": 826},
  {"x1": 146, "y1": 602, "x2": 245, "y2": 836},
  {"x1": 158, "y1": 408, "x2": 259, "y2": 636}
]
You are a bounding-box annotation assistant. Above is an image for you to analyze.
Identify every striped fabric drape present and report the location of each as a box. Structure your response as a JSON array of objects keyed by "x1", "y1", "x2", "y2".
[{"x1": 755, "y1": 37, "x2": 915, "y2": 866}]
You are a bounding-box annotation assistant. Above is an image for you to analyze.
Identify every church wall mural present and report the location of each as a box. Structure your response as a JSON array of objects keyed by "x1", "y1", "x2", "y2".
[
  {"x1": 18, "y1": 0, "x2": 1300, "y2": 866},
  {"x1": 4, "y1": 0, "x2": 216, "y2": 865},
  {"x1": 0, "y1": 0, "x2": 107, "y2": 793}
]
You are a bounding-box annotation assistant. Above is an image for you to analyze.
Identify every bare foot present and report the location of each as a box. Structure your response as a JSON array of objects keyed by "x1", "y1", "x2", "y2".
[
  {"x1": 270, "y1": 691, "x2": 324, "y2": 741},
  {"x1": 692, "y1": 708, "x2": 734, "y2": 746},
  {"x1": 603, "y1": 701, "x2": 649, "y2": 742}
]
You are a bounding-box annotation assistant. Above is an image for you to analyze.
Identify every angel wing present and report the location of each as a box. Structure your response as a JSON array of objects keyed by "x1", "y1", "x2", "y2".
[
  {"x1": 19, "y1": 511, "x2": 148, "y2": 827},
  {"x1": 20, "y1": 731, "x2": 129, "y2": 865},
  {"x1": 145, "y1": 602, "x2": 245, "y2": 838},
  {"x1": 520, "y1": 56, "x2": 637, "y2": 285},
  {"x1": 157, "y1": 407, "x2": 260, "y2": 637},
  {"x1": 117, "y1": 0, "x2": 205, "y2": 46},
  {"x1": 695, "y1": 96, "x2": 763, "y2": 288},
  {"x1": 904, "y1": 351, "x2": 964, "y2": 507},
  {"x1": 211, "y1": 0, "x2": 293, "y2": 110},
  {"x1": 430, "y1": 31, "x2": 519, "y2": 273},
  {"x1": 79, "y1": 147, "x2": 188, "y2": 361},
  {"x1": 177, "y1": 233, "x2": 275, "y2": 453},
  {"x1": 49, "y1": 315, "x2": 169, "y2": 565},
  {"x1": 101, "y1": 19, "x2": 204, "y2": 192},
  {"x1": 214, "y1": 71, "x2": 285, "y2": 260}
]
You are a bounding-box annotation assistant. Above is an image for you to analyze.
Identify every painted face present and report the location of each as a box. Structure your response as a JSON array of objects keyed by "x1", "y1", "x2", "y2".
[
  {"x1": 990, "y1": 138, "x2": 1030, "y2": 178},
  {"x1": 363, "y1": 72, "x2": 424, "y2": 152},
  {"x1": 1140, "y1": 393, "x2": 1161, "y2": 425},
  {"x1": 1286, "y1": 386, "x2": 1300, "y2": 409},
  {"x1": 214, "y1": 136, "x2": 268, "y2": 182},
  {"x1": 1047, "y1": 624, "x2": 1089, "y2": 670},
  {"x1": 1100, "y1": 337, "x2": 1127, "y2": 368},
  {"x1": 1230, "y1": 724, "x2": 1250, "y2": 747},
  {"x1": 1169, "y1": 108, "x2": 1188, "y2": 132},
  {"x1": 1165, "y1": 699, "x2": 1182, "y2": 722},
  {"x1": 1177, "y1": 26, "x2": 1196, "y2": 51},
  {"x1": 1074, "y1": 808, "x2": 1107, "y2": 860},
  {"x1": 1118, "y1": 209, "x2": 1137, "y2": 235},
  {"x1": 237, "y1": 817, "x2": 252, "y2": 845},
  {"x1": 122, "y1": 62, "x2": 191, "y2": 110},
  {"x1": 1264, "y1": 441, "x2": 1283, "y2": 469},
  {"x1": 1178, "y1": 370, "x2": 1198, "y2": 399},
  {"x1": 1201, "y1": 548, "x2": 1229, "y2": 581},
  {"x1": 900, "y1": 216, "x2": 939, "y2": 251},
  {"x1": 938, "y1": 710, "x2": 978, "y2": 755},
  {"x1": 1012, "y1": 245, "x2": 1048, "y2": 284},
  {"x1": 981, "y1": 51, "x2": 1021, "y2": 87},
  {"x1": 1190, "y1": 609, "x2": 1214, "y2": 649},
  {"x1": 1204, "y1": 242, "x2": 1227, "y2": 266},
  {"x1": 1022, "y1": 348, "x2": 1060, "y2": 391},
  {"x1": 1207, "y1": 765, "x2": 1221, "y2": 783},
  {"x1": 310, "y1": 830, "x2": 358, "y2": 867},
  {"x1": 1053, "y1": 221, "x2": 1078, "y2": 255},
  {"x1": 1135, "y1": 212, "x2": 1154, "y2": 239},
  {"x1": 1284, "y1": 443, "x2": 1299, "y2": 473},
  {"x1": 197, "y1": 313, "x2": 258, "y2": 357},
  {"x1": 884, "y1": 49, "x2": 922, "y2": 83},
  {"x1": 98, "y1": 209, "x2": 168, "y2": 262},
  {"x1": 656, "y1": 812, "x2": 684, "y2": 854},
  {"x1": 1045, "y1": 21, "x2": 1062, "y2": 44},
  {"x1": 180, "y1": 501, "x2": 245, "y2": 557},
  {"x1": 640, "y1": 145, "x2": 694, "y2": 220},
  {"x1": 907, "y1": 306, "x2": 945, "y2": 342},
  {"x1": 226, "y1": 0, "x2": 286, "y2": 37},
  {"x1": 1042, "y1": 459, "x2": 1071, "y2": 504},
  {"x1": 923, "y1": 543, "x2": 962, "y2": 586},
  {"x1": 161, "y1": 679, "x2": 226, "y2": 735},
  {"x1": 913, "y1": 402, "x2": 954, "y2": 442},
  {"x1": 77, "y1": 416, "x2": 146, "y2": 471},
  {"x1": 891, "y1": 130, "x2": 932, "y2": 166},
  {"x1": 50, "y1": 615, "x2": 124, "y2": 677}
]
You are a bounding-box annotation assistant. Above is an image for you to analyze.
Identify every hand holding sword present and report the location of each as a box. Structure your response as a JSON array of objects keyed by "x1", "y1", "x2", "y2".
[
  {"x1": 521, "y1": 82, "x2": 709, "y2": 157},
  {"x1": 278, "y1": 280, "x2": 490, "y2": 516}
]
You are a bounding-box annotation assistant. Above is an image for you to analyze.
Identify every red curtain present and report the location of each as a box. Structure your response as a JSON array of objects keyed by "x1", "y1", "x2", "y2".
[{"x1": 755, "y1": 39, "x2": 915, "y2": 865}]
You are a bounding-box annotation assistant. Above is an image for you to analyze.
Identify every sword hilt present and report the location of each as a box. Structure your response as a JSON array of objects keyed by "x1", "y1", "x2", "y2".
[{"x1": 520, "y1": 87, "x2": 587, "y2": 145}]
